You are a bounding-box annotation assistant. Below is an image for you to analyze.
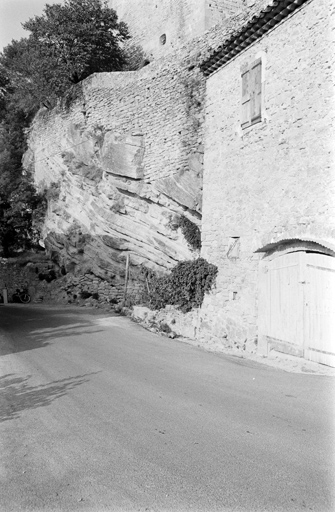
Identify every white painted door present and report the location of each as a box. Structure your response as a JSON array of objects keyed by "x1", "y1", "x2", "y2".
[
  {"x1": 258, "y1": 251, "x2": 335, "y2": 367},
  {"x1": 258, "y1": 252, "x2": 305, "y2": 357},
  {"x1": 304, "y1": 253, "x2": 335, "y2": 367}
]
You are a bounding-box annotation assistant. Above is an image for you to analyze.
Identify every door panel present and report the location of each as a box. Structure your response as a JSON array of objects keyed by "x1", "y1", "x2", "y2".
[
  {"x1": 258, "y1": 251, "x2": 335, "y2": 367},
  {"x1": 304, "y1": 253, "x2": 335, "y2": 366},
  {"x1": 258, "y1": 252, "x2": 304, "y2": 354}
]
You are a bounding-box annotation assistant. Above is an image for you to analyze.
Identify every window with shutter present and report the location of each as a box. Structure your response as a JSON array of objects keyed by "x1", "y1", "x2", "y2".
[
  {"x1": 241, "y1": 70, "x2": 250, "y2": 129},
  {"x1": 241, "y1": 58, "x2": 262, "y2": 128}
]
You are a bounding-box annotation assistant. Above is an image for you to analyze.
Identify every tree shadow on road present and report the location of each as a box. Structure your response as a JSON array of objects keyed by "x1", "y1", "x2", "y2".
[
  {"x1": 0, "y1": 371, "x2": 100, "y2": 423},
  {"x1": 25, "y1": 323, "x2": 105, "y2": 348},
  {"x1": 0, "y1": 306, "x2": 112, "y2": 356}
]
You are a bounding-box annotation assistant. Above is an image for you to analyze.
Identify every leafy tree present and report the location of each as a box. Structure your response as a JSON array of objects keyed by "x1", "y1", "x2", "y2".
[
  {"x1": 0, "y1": 0, "x2": 130, "y2": 113},
  {"x1": 0, "y1": 0, "x2": 130, "y2": 255},
  {"x1": 0, "y1": 176, "x2": 45, "y2": 257}
]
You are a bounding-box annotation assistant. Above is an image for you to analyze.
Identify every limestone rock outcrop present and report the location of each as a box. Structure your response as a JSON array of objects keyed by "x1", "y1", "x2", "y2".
[
  {"x1": 24, "y1": 53, "x2": 206, "y2": 297},
  {"x1": 23, "y1": 2, "x2": 264, "y2": 299}
]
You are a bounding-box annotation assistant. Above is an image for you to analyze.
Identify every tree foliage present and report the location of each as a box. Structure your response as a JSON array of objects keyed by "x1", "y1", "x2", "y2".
[
  {"x1": 0, "y1": 0, "x2": 130, "y2": 256},
  {"x1": 176, "y1": 215, "x2": 201, "y2": 251},
  {"x1": 0, "y1": 0, "x2": 130, "y2": 113},
  {"x1": 0, "y1": 179, "x2": 45, "y2": 257},
  {"x1": 0, "y1": 76, "x2": 42, "y2": 256}
]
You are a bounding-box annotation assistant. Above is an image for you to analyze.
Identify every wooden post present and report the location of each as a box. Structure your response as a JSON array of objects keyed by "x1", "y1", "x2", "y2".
[{"x1": 123, "y1": 254, "x2": 130, "y2": 306}]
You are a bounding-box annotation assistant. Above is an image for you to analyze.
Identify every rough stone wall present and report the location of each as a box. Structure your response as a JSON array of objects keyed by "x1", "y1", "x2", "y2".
[
  {"x1": 24, "y1": 42, "x2": 208, "y2": 293},
  {"x1": 109, "y1": 0, "x2": 246, "y2": 61},
  {"x1": 205, "y1": 0, "x2": 245, "y2": 27},
  {"x1": 200, "y1": 0, "x2": 335, "y2": 350},
  {"x1": 0, "y1": 256, "x2": 141, "y2": 307},
  {"x1": 23, "y1": 0, "x2": 328, "y2": 322},
  {"x1": 24, "y1": 2, "x2": 271, "y2": 307},
  {"x1": 0, "y1": 255, "x2": 52, "y2": 302},
  {"x1": 22, "y1": 0, "x2": 294, "y2": 311},
  {"x1": 110, "y1": 0, "x2": 204, "y2": 60}
]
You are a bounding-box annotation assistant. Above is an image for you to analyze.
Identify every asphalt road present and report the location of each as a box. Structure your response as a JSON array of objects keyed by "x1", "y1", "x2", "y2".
[{"x1": 0, "y1": 304, "x2": 334, "y2": 512}]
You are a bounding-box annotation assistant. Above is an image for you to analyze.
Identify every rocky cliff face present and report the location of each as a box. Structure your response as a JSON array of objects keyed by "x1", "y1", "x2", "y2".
[
  {"x1": 20, "y1": 1, "x2": 276, "y2": 317},
  {"x1": 23, "y1": 8, "x2": 265, "y2": 304},
  {"x1": 24, "y1": 49, "x2": 206, "y2": 301}
]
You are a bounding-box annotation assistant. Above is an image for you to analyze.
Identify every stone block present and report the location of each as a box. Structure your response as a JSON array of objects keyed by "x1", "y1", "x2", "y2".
[
  {"x1": 154, "y1": 170, "x2": 202, "y2": 211},
  {"x1": 101, "y1": 133, "x2": 144, "y2": 179}
]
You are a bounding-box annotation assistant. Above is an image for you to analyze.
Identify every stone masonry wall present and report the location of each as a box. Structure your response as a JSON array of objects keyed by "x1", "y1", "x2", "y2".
[
  {"x1": 23, "y1": 3, "x2": 273, "y2": 310},
  {"x1": 110, "y1": 0, "x2": 246, "y2": 61},
  {"x1": 22, "y1": 0, "x2": 298, "y2": 314},
  {"x1": 25, "y1": 1, "x2": 270, "y2": 282},
  {"x1": 24, "y1": 34, "x2": 212, "y2": 296},
  {"x1": 110, "y1": 0, "x2": 206, "y2": 60},
  {"x1": 206, "y1": 0, "x2": 245, "y2": 27},
  {"x1": 200, "y1": 0, "x2": 335, "y2": 350},
  {"x1": 0, "y1": 255, "x2": 141, "y2": 307}
]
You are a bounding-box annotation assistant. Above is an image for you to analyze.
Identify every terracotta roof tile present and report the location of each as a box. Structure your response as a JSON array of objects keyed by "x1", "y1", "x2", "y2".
[{"x1": 200, "y1": 0, "x2": 310, "y2": 76}]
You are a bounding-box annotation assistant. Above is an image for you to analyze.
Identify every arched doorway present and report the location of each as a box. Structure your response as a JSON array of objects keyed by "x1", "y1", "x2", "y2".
[{"x1": 257, "y1": 241, "x2": 335, "y2": 367}]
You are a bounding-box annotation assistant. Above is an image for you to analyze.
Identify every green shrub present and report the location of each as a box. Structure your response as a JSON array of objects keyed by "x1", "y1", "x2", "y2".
[
  {"x1": 38, "y1": 269, "x2": 56, "y2": 282},
  {"x1": 143, "y1": 258, "x2": 217, "y2": 313},
  {"x1": 176, "y1": 215, "x2": 201, "y2": 251},
  {"x1": 159, "y1": 322, "x2": 172, "y2": 334}
]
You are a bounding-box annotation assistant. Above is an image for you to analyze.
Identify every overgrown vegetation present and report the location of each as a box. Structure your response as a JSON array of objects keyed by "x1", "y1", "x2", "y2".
[
  {"x1": 80, "y1": 290, "x2": 99, "y2": 300},
  {"x1": 38, "y1": 269, "x2": 57, "y2": 282},
  {"x1": 142, "y1": 258, "x2": 218, "y2": 313},
  {"x1": 0, "y1": 175, "x2": 46, "y2": 257},
  {"x1": 0, "y1": 105, "x2": 45, "y2": 256},
  {"x1": 0, "y1": 0, "x2": 130, "y2": 114},
  {"x1": 176, "y1": 215, "x2": 201, "y2": 251},
  {"x1": 0, "y1": 0, "x2": 130, "y2": 257}
]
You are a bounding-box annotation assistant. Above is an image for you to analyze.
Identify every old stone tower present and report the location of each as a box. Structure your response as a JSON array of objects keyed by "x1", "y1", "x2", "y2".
[{"x1": 109, "y1": 0, "x2": 245, "y2": 59}]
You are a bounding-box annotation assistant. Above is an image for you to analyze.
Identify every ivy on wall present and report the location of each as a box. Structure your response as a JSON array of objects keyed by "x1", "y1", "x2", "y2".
[
  {"x1": 142, "y1": 257, "x2": 217, "y2": 312},
  {"x1": 176, "y1": 215, "x2": 201, "y2": 251}
]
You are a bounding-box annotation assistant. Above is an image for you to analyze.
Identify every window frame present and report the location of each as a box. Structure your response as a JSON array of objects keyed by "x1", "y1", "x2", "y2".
[{"x1": 241, "y1": 58, "x2": 262, "y2": 129}]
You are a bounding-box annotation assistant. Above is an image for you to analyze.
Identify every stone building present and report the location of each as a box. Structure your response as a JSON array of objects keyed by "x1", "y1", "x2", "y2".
[
  {"x1": 199, "y1": 0, "x2": 335, "y2": 366},
  {"x1": 23, "y1": 1, "x2": 248, "y2": 303},
  {"x1": 22, "y1": 0, "x2": 335, "y2": 365},
  {"x1": 109, "y1": 0, "x2": 245, "y2": 60}
]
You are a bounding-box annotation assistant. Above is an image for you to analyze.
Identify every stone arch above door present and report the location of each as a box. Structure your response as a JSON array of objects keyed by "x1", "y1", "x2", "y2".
[{"x1": 255, "y1": 237, "x2": 335, "y2": 260}]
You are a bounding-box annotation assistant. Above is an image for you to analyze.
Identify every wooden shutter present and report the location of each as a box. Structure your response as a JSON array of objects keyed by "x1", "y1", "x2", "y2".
[
  {"x1": 241, "y1": 70, "x2": 250, "y2": 128},
  {"x1": 250, "y1": 58, "x2": 262, "y2": 124}
]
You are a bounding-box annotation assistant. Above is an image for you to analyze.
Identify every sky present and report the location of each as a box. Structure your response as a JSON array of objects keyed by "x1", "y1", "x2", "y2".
[{"x1": 0, "y1": 0, "x2": 64, "y2": 52}]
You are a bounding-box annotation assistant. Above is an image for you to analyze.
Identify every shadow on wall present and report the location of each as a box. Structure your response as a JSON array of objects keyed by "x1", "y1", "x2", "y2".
[{"x1": 0, "y1": 371, "x2": 100, "y2": 423}]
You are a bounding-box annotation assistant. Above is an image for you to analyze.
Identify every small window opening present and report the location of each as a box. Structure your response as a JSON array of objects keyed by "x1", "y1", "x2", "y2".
[
  {"x1": 160, "y1": 34, "x2": 167, "y2": 45},
  {"x1": 227, "y1": 237, "x2": 240, "y2": 259}
]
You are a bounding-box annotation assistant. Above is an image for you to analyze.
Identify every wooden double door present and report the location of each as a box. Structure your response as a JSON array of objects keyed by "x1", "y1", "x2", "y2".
[{"x1": 258, "y1": 251, "x2": 335, "y2": 367}]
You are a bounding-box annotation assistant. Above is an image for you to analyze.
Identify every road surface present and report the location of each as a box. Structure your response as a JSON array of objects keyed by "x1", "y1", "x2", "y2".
[{"x1": 0, "y1": 304, "x2": 334, "y2": 511}]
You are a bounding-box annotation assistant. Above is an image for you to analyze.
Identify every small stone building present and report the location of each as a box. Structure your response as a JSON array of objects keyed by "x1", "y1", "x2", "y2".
[{"x1": 199, "y1": 0, "x2": 335, "y2": 365}]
